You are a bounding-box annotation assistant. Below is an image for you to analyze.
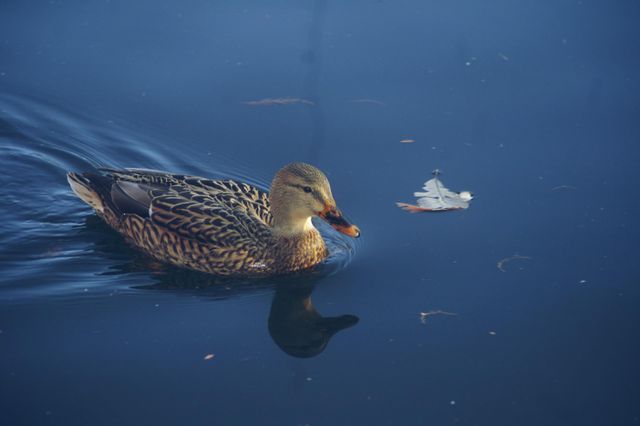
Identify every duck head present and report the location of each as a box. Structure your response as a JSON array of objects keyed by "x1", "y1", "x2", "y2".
[{"x1": 270, "y1": 163, "x2": 360, "y2": 238}]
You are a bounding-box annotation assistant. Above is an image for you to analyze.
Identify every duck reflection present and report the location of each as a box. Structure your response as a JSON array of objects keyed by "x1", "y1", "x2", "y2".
[
  {"x1": 83, "y1": 214, "x2": 359, "y2": 358},
  {"x1": 141, "y1": 274, "x2": 360, "y2": 358},
  {"x1": 269, "y1": 280, "x2": 359, "y2": 358}
]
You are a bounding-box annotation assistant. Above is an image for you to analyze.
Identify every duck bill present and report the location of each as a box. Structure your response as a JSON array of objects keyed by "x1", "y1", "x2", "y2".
[{"x1": 318, "y1": 205, "x2": 360, "y2": 238}]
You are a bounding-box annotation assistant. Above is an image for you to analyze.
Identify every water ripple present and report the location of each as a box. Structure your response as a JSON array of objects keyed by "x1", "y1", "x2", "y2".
[{"x1": 0, "y1": 94, "x2": 356, "y2": 302}]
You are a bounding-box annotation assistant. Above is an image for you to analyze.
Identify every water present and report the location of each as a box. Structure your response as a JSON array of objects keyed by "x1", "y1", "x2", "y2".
[{"x1": 1, "y1": 1, "x2": 639, "y2": 425}]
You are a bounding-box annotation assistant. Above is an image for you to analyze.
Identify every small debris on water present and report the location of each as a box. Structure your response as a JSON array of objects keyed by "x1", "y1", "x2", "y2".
[
  {"x1": 450, "y1": 400, "x2": 456, "y2": 405},
  {"x1": 552, "y1": 185, "x2": 577, "y2": 191},
  {"x1": 497, "y1": 255, "x2": 532, "y2": 272},
  {"x1": 243, "y1": 97, "x2": 315, "y2": 106},
  {"x1": 306, "y1": 377, "x2": 313, "y2": 382},
  {"x1": 579, "y1": 279, "x2": 588, "y2": 284},
  {"x1": 498, "y1": 52, "x2": 510, "y2": 61},
  {"x1": 419, "y1": 310, "x2": 457, "y2": 324},
  {"x1": 203, "y1": 354, "x2": 215, "y2": 361},
  {"x1": 399, "y1": 139, "x2": 415, "y2": 143},
  {"x1": 489, "y1": 331, "x2": 497, "y2": 336}
]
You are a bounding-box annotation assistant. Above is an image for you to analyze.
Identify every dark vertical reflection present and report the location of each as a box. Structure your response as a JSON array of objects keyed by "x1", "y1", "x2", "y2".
[
  {"x1": 269, "y1": 280, "x2": 359, "y2": 358},
  {"x1": 303, "y1": 0, "x2": 327, "y2": 164}
]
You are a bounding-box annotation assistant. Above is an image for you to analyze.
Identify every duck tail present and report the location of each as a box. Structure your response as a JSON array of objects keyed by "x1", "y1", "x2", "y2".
[{"x1": 67, "y1": 171, "x2": 110, "y2": 213}]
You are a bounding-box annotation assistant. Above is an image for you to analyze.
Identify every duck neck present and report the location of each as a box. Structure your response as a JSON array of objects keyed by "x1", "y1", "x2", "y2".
[
  {"x1": 268, "y1": 190, "x2": 326, "y2": 267},
  {"x1": 269, "y1": 191, "x2": 316, "y2": 237},
  {"x1": 272, "y1": 216, "x2": 316, "y2": 238}
]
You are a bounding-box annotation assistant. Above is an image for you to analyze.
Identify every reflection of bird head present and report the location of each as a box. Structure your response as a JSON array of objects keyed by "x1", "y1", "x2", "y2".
[
  {"x1": 268, "y1": 281, "x2": 359, "y2": 358},
  {"x1": 458, "y1": 191, "x2": 474, "y2": 202}
]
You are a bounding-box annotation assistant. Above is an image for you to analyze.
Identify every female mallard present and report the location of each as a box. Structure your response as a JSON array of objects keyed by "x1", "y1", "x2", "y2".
[{"x1": 67, "y1": 163, "x2": 360, "y2": 276}]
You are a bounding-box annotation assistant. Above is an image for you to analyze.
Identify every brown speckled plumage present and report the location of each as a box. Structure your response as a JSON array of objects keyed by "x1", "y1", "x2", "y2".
[{"x1": 67, "y1": 166, "x2": 340, "y2": 276}]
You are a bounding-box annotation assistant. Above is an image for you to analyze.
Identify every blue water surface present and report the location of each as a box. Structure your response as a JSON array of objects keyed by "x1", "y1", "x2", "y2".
[{"x1": 1, "y1": 1, "x2": 639, "y2": 425}]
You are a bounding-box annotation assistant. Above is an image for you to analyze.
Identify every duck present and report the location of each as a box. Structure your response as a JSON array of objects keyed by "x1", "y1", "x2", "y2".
[{"x1": 67, "y1": 163, "x2": 360, "y2": 276}]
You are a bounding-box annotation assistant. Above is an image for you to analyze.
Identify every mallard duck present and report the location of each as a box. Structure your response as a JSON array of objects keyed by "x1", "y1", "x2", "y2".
[{"x1": 67, "y1": 163, "x2": 360, "y2": 276}]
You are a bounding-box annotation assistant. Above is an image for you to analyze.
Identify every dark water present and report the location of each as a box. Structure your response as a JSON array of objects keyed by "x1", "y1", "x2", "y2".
[{"x1": 1, "y1": 1, "x2": 640, "y2": 425}]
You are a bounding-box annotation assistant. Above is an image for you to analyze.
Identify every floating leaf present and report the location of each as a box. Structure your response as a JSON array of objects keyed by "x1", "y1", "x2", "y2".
[
  {"x1": 243, "y1": 97, "x2": 314, "y2": 106},
  {"x1": 397, "y1": 170, "x2": 473, "y2": 212}
]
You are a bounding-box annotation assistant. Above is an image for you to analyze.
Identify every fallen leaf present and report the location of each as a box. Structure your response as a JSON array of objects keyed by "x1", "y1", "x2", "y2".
[
  {"x1": 243, "y1": 97, "x2": 314, "y2": 106},
  {"x1": 397, "y1": 170, "x2": 473, "y2": 213}
]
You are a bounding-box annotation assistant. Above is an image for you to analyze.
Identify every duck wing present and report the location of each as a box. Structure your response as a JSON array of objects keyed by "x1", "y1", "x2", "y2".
[
  {"x1": 148, "y1": 183, "x2": 271, "y2": 247},
  {"x1": 101, "y1": 168, "x2": 272, "y2": 223},
  {"x1": 100, "y1": 168, "x2": 273, "y2": 246}
]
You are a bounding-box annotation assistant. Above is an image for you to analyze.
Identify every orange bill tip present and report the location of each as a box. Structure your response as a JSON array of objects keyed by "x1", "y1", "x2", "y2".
[
  {"x1": 318, "y1": 206, "x2": 360, "y2": 238},
  {"x1": 333, "y1": 223, "x2": 360, "y2": 238}
]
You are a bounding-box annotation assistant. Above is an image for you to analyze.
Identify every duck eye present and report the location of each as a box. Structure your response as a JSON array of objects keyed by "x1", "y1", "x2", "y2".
[{"x1": 302, "y1": 186, "x2": 312, "y2": 193}]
